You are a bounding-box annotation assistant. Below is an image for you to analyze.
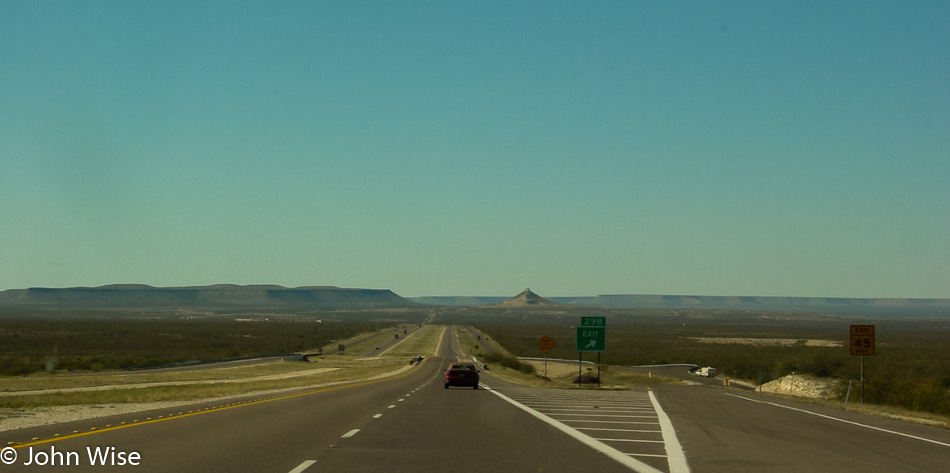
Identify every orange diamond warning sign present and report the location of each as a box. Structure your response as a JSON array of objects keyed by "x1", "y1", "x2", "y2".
[{"x1": 537, "y1": 335, "x2": 555, "y2": 353}]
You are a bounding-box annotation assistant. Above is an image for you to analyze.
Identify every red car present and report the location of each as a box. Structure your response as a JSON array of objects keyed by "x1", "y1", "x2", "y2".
[{"x1": 444, "y1": 363, "x2": 480, "y2": 389}]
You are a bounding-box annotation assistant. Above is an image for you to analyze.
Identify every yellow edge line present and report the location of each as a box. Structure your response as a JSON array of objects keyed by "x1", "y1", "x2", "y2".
[{"x1": 9, "y1": 360, "x2": 428, "y2": 449}]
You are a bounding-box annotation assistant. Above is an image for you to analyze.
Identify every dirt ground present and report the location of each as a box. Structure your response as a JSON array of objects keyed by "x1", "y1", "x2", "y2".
[
  {"x1": 525, "y1": 360, "x2": 594, "y2": 379},
  {"x1": 689, "y1": 337, "x2": 842, "y2": 347}
]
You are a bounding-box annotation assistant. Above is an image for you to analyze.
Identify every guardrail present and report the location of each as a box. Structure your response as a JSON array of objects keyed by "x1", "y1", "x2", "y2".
[{"x1": 518, "y1": 356, "x2": 595, "y2": 365}]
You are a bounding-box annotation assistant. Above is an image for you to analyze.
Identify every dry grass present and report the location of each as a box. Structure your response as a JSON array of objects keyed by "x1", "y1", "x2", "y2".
[
  {"x1": 450, "y1": 325, "x2": 677, "y2": 390},
  {"x1": 381, "y1": 325, "x2": 445, "y2": 357},
  {"x1": 847, "y1": 404, "x2": 950, "y2": 429},
  {"x1": 1, "y1": 361, "x2": 340, "y2": 392},
  {"x1": 341, "y1": 327, "x2": 408, "y2": 354},
  {"x1": 755, "y1": 388, "x2": 950, "y2": 430},
  {"x1": 476, "y1": 359, "x2": 671, "y2": 390},
  {"x1": 455, "y1": 326, "x2": 513, "y2": 358}
]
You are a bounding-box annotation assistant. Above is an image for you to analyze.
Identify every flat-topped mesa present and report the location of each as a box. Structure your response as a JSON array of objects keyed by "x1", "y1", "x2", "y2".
[{"x1": 0, "y1": 284, "x2": 418, "y2": 310}]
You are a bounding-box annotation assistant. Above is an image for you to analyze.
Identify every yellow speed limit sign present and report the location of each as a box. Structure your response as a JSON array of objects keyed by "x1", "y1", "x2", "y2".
[{"x1": 850, "y1": 325, "x2": 875, "y2": 356}]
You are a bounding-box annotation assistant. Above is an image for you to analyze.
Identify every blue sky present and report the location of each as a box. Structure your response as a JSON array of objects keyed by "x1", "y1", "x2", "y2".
[{"x1": 2, "y1": 1, "x2": 948, "y2": 298}]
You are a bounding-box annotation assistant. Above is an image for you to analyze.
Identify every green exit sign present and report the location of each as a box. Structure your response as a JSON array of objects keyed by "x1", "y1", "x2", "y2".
[
  {"x1": 580, "y1": 316, "x2": 606, "y2": 327},
  {"x1": 576, "y1": 326, "x2": 606, "y2": 352}
]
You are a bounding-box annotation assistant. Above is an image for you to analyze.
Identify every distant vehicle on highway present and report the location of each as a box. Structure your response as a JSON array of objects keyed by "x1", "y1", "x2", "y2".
[{"x1": 444, "y1": 363, "x2": 480, "y2": 389}]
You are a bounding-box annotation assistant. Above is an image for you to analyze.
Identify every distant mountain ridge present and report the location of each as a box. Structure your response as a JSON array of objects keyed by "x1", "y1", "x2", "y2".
[
  {"x1": 4, "y1": 285, "x2": 948, "y2": 317},
  {"x1": 410, "y1": 293, "x2": 950, "y2": 317},
  {"x1": 563, "y1": 294, "x2": 950, "y2": 316},
  {"x1": 0, "y1": 284, "x2": 417, "y2": 310}
]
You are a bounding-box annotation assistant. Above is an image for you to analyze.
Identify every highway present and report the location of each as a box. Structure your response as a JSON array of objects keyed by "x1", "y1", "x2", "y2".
[
  {"x1": 652, "y1": 383, "x2": 950, "y2": 472},
  {"x1": 3, "y1": 326, "x2": 949, "y2": 472}
]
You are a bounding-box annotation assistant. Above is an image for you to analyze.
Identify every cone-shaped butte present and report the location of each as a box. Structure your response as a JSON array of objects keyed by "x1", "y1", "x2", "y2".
[{"x1": 495, "y1": 288, "x2": 559, "y2": 307}]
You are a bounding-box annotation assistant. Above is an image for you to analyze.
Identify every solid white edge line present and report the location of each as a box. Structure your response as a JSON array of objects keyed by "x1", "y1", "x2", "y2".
[
  {"x1": 725, "y1": 393, "x2": 950, "y2": 448},
  {"x1": 488, "y1": 388, "x2": 664, "y2": 473},
  {"x1": 595, "y1": 438, "x2": 665, "y2": 444},
  {"x1": 341, "y1": 429, "x2": 360, "y2": 438},
  {"x1": 288, "y1": 460, "x2": 316, "y2": 473},
  {"x1": 649, "y1": 391, "x2": 692, "y2": 473},
  {"x1": 579, "y1": 428, "x2": 664, "y2": 433}
]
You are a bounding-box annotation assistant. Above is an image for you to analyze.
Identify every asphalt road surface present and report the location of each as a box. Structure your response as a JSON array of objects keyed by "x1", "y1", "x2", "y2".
[
  {"x1": 3, "y1": 326, "x2": 948, "y2": 473},
  {"x1": 651, "y1": 383, "x2": 950, "y2": 472}
]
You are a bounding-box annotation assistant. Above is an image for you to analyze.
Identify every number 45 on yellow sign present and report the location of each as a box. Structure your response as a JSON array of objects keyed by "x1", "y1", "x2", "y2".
[{"x1": 850, "y1": 325, "x2": 875, "y2": 356}]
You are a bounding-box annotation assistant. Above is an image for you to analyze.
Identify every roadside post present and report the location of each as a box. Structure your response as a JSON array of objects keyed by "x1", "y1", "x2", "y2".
[
  {"x1": 850, "y1": 325, "x2": 875, "y2": 404},
  {"x1": 537, "y1": 335, "x2": 555, "y2": 377},
  {"x1": 576, "y1": 317, "x2": 606, "y2": 388}
]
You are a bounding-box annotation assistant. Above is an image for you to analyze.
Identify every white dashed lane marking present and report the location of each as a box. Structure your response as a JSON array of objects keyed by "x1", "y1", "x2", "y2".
[{"x1": 287, "y1": 460, "x2": 316, "y2": 473}]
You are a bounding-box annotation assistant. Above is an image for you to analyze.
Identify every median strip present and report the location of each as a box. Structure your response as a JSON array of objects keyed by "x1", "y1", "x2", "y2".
[{"x1": 6, "y1": 360, "x2": 428, "y2": 449}]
